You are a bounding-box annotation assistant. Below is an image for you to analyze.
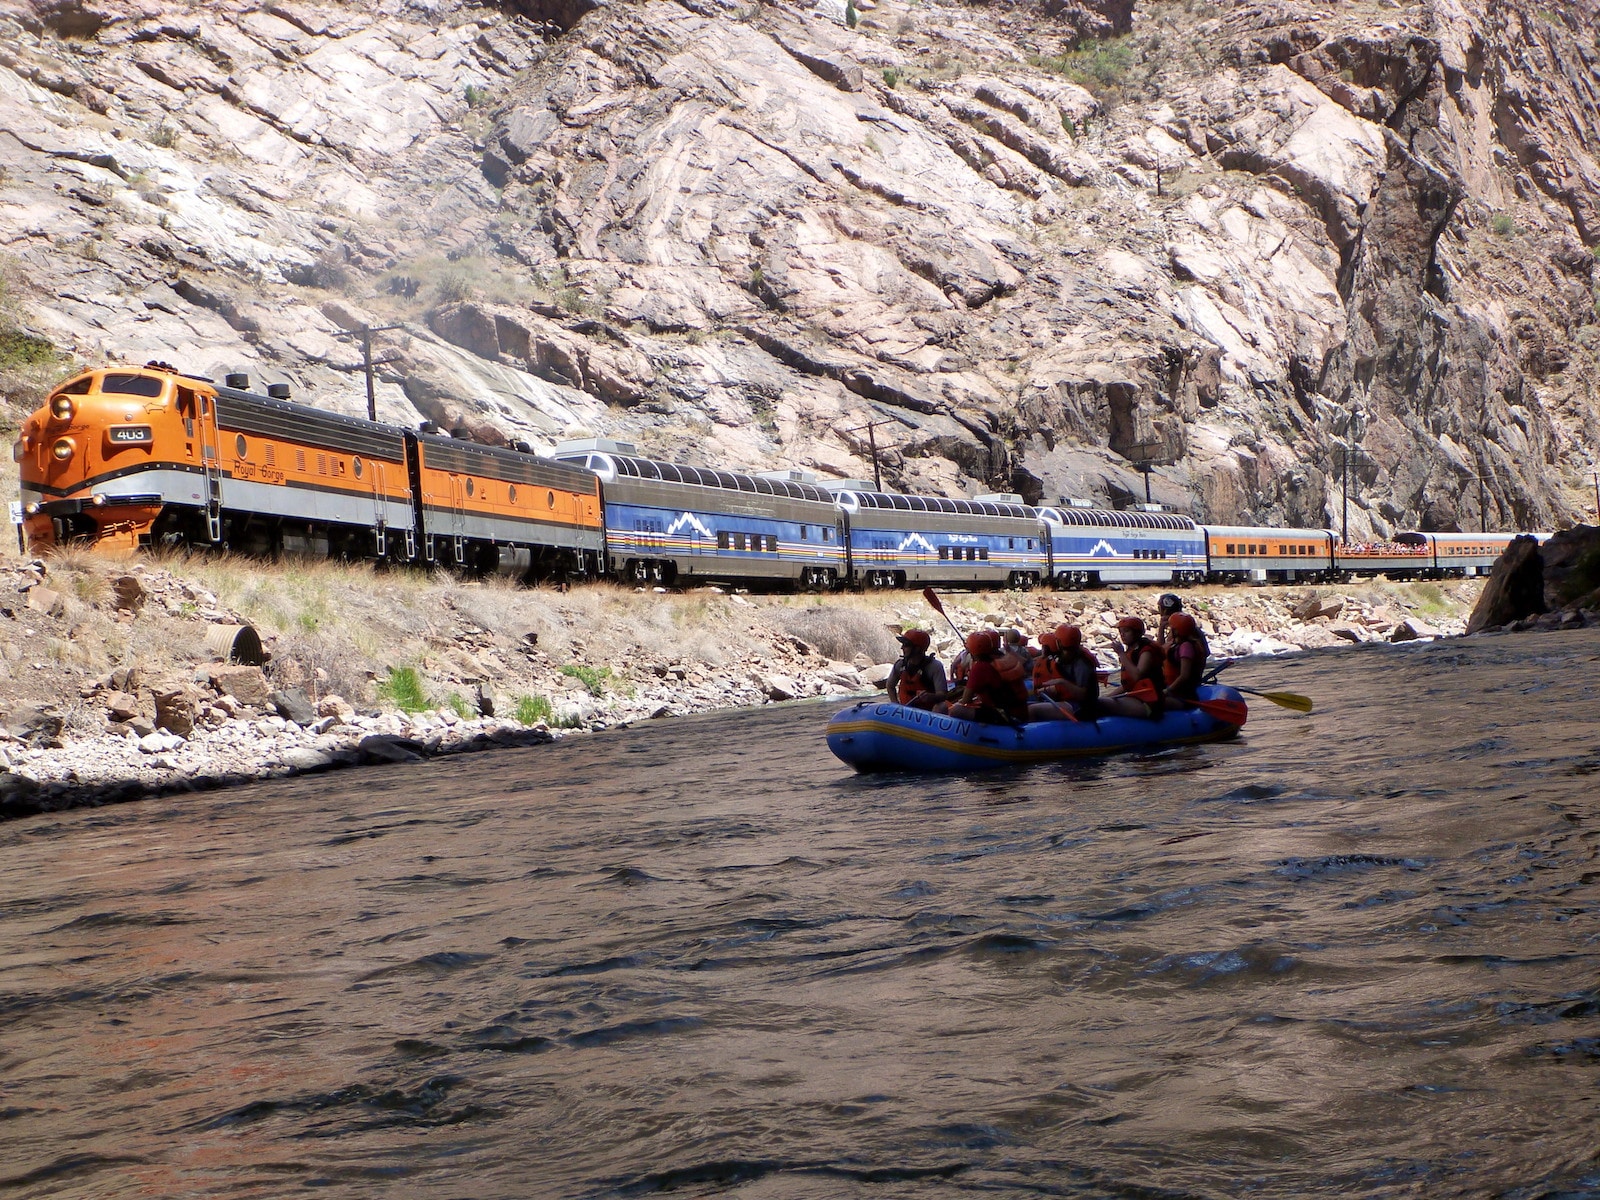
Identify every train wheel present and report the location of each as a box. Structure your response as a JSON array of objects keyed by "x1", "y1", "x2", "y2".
[
  {"x1": 648, "y1": 560, "x2": 669, "y2": 584},
  {"x1": 628, "y1": 559, "x2": 649, "y2": 584}
]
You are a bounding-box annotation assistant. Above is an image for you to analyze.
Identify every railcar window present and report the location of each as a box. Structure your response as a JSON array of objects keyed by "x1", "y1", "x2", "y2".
[
  {"x1": 637, "y1": 460, "x2": 662, "y2": 480},
  {"x1": 979, "y1": 548, "x2": 989, "y2": 560},
  {"x1": 767, "y1": 535, "x2": 779, "y2": 552},
  {"x1": 547, "y1": 491, "x2": 555, "y2": 508},
  {"x1": 58, "y1": 378, "x2": 93, "y2": 395},
  {"x1": 718, "y1": 531, "x2": 730, "y2": 549},
  {"x1": 938, "y1": 547, "x2": 949, "y2": 560},
  {"x1": 752, "y1": 477, "x2": 773, "y2": 494},
  {"x1": 236, "y1": 435, "x2": 248, "y2": 457},
  {"x1": 822, "y1": 528, "x2": 831, "y2": 541},
  {"x1": 466, "y1": 479, "x2": 475, "y2": 497},
  {"x1": 1028, "y1": 539, "x2": 1035, "y2": 550},
  {"x1": 353, "y1": 456, "x2": 363, "y2": 478},
  {"x1": 101, "y1": 374, "x2": 164, "y2": 397},
  {"x1": 800, "y1": 526, "x2": 808, "y2": 540},
  {"x1": 508, "y1": 485, "x2": 517, "y2": 504}
]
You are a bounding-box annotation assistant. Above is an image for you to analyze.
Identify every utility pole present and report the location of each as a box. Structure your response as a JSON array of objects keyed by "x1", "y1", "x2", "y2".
[
  {"x1": 1592, "y1": 469, "x2": 1599, "y2": 526},
  {"x1": 1123, "y1": 438, "x2": 1165, "y2": 507},
  {"x1": 1478, "y1": 471, "x2": 1488, "y2": 533},
  {"x1": 334, "y1": 324, "x2": 403, "y2": 421},
  {"x1": 1336, "y1": 405, "x2": 1366, "y2": 545},
  {"x1": 840, "y1": 418, "x2": 894, "y2": 492}
]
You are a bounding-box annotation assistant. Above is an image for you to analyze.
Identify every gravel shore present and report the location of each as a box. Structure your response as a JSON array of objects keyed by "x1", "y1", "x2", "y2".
[{"x1": 0, "y1": 550, "x2": 1507, "y2": 820}]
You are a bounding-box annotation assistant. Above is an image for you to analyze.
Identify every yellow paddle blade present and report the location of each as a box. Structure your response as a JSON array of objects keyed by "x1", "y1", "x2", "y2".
[{"x1": 1250, "y1": 689, "x2": 1314, "y2": 713}]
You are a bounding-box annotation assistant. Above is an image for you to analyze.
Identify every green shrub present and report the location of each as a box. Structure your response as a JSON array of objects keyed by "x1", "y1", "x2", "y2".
[
  {"x1": 559, "y1": 663, "x2": 613, "y2": 696},
  {"x1": 464, "y1": 84, "x2": 490, "y2": 108},
  {"x1": 845, "y1": 0, "x2": 858, "y2": 28},
  {"x1": 376, "y1": 665, "x2": 430, "y2": 713},
  {"x1": 444, "y1": 692, "x2": 475, "y2": 719},
  {"x1": 1559, "y1": 547, "x2": 1600, "y2": 603},
  {"x1": 515, "y1": 694, "x2": 553, "y2": 725},
  {"x1": 882, "y1": 67, "x2": 900, "y2": 88},
  {"x1": 1491, "y1": 213, "x2": 1515, "y2": 236},
  {"x1": 1031, "y1": 38, "x2": 1135, "y2": 94}
]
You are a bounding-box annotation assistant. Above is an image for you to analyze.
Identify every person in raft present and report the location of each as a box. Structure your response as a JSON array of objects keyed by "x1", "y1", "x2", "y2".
[
  {"x1": 948, "y1": 629, "x2": 1029, "y2": 724},
  {"x1": 1100, "y1": 615, "x2": 1166, "y2": 718},
  {"x1": 1155, "y1": 591, "x2": 1184, "y2": 651},
  {"x1": 1028, "y1": 623, "x2": 1100, "y2": 721},
  {"x1": 1161, "y1": 611, "x2": 1210, "y2": 709},
  {"x1": 886, "y1": 628, "x2": 949, "y2": 710}
]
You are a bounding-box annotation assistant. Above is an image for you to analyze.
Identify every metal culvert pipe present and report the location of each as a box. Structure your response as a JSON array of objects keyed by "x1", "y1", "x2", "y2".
[{"x1": 204, "y1": 623, "x2": 265, "y2": 666}]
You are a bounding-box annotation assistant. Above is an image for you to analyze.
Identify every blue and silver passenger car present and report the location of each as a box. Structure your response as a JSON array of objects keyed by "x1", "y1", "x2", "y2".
[
  {"x1": 554, "y1": 443, "x2": 844, "y2": 589},
  {"x1": 831, "y1": 489, "x2": 1047, "y2": 589},
  {"x1": 1040, "y1": 506, "x2": 1207, "y2": 587}
]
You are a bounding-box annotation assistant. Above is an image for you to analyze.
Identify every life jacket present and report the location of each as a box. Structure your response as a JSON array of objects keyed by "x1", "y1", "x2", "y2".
[
  {"x1": 1120, "y1": 635, "x2": 1164, "y2": 698},
  {"x1": 1032, "y1": 654, "x2": 1063, "y2": 690},
  {"x1": 996, "y1": 650, "x2": 1027, "y2": 687},
  {"x1": 1164, "y1": 636, "x2": 1209, "y2": 697},
  {"x1": 896, "y1": 659, "x2": 939, "y2": 705},
  {"x1": 967, "y1": 654, "x2": 1029, "y2": 718},
  {"x1": 950, "y1": 650, "x2": 971, "y2": 683}
]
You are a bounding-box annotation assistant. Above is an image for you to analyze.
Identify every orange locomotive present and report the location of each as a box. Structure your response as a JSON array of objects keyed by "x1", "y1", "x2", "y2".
[{"x1": 13, "y1": 362, "x2": 603, "y2": 578}]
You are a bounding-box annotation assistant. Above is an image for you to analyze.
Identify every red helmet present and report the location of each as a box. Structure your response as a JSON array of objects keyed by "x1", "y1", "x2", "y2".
[
  {"x1": 1038, "y1": 631, "x2": 1059, "y2": 652},
  {"x1": 1168, "y1": 612, "x2": 1198, "y2": 639},
  {"x1": 1055, "y1": 623, "x2": 1082, "y2": 649},
  {"x1": 965, "y1": 629, "x2": 999, "y2": 657},
  {"x1": 1116, "y1": 616, "x2": 1146, "y2": 637},
  {"x1": 898, "y1": 628, "x2": 931, "y2": 651}
]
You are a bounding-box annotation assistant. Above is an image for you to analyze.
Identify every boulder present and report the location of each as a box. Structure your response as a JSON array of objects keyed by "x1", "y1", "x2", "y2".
[
  {"x1": 764, "y1": 675, "x2": 800, "y2": 701},
  {"x1": 26, "y1": 586, "x2": 65, "y2": 618},
  {"x1": 112, "y1": 575, "x2": 148, "y2": 612},
  {"x1": 5, "y1": 705, "x2": 63, "y2": 746},
  {"x1": 1389, "y1": 617, "x2": 1440, "y2": 642},
  {"x1": 104, "y1": 691, "x2": 142, "y2": 722},
  {"x1": 211, "y1": 665, "x2": 272, "y2": 708},
  {"x1": 281, "y1": 747, "x2": 334, "y2": 772},
  {"x1": 270, "y1": 688, "x2": 318, "y2": 726},
  {"x1": 152, "y1": 689, "x2": 195, "y2": 736},
  {"x1": 1466, "y1": 535, "x2": 1545, "y2": 634},
  {"x1": 1540, "y1": 525, "x2": 1600, "y2": 609},
  {"x1": 358, "y1": 735, "x2": 426, "y2": 764}
]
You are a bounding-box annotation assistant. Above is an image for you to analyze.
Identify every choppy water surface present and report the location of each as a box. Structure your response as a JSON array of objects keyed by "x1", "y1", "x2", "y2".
[{"x1": 4, "y1": 631, "x2": 1600, "y2": 1199}]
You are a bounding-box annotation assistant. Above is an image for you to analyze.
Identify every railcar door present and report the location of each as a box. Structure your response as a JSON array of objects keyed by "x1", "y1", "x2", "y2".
[{"x1": 190, "y1": 390, "x2": 223, "y2": 543}]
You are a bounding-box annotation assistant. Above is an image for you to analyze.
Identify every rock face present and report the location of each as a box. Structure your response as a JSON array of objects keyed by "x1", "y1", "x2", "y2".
[
  {"x1": 1466, "y1": 534, "x2": 1545, "y2": 633},
  {"x1": 0, "y1": 0, "x2": 1596, "y2": 529}
]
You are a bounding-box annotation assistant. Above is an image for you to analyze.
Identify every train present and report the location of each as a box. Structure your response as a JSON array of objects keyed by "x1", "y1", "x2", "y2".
[{"x1": 13, "y1": 362, "x2": 1528, "y2": 589}]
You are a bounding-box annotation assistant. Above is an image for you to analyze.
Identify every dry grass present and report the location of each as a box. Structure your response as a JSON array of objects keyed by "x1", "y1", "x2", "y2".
[{"x1": 775, "y1": 604, "x2": 898, "y2": 663}]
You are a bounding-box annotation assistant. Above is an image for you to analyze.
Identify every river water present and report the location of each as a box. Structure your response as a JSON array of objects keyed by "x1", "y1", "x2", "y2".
[{"x1": 3, "y1": 630, "x2": 1599, "y2": 1199}]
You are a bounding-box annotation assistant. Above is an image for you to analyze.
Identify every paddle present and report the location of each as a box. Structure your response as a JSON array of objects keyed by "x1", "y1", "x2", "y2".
[
  {"x1": 922, "y1": 587, "x2": 1070, "y2": 724},
  {"x1": 921, "y1": 587, "x2": 964, "y2": 641},
  {"x1": 1229, "y1": 685, "x2": 1313, "y2": 714},
  {"x1": 1124, "y1": 678, "x2": 1249, "y2": 727}
]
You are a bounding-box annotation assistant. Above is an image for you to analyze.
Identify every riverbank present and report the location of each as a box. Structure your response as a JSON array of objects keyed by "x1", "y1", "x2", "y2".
[{"x1": 0, "y1": 541, "x2": 1516, "y2": 819}]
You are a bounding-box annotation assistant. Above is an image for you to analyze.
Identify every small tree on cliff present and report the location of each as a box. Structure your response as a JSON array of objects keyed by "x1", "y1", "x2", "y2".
[{"x1": 845, "y1": 0, "x2": 858, "y2": 27}]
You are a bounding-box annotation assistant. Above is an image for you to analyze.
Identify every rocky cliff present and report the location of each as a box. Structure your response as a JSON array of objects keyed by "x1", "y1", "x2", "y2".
[{"x1": 2, "y1": 0, "x2": 1597, "y2": 535}]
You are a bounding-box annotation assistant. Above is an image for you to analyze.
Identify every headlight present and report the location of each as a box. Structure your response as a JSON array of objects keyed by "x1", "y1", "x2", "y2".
[
  {"x1": 50, "y1": 396, "x2": 75, "y2": 421},
  {"x1": 51, "y1": 437, "x2": 75, "y2": 461},
  {"x1": 92, "y1": 494, "x2": 107, "y2": 506},
  {"x1": 9, "y1": 439, "x2": 21, "y2": 463}
]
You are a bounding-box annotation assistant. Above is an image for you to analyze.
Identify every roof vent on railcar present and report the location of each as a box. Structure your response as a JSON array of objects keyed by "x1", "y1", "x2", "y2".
[
  {"x1": 266, "y1": 383, "x2": 291, "y2": 400},
  {"x1": 973, "y1": 492, "x2": 1024, "y2": 504},
  {"x1": 756, "y1": 468, "x2": 819, "y2": 485},
  {"x1": 511, "y1": 439, "x2": 535, "y2": 454},
  {"x1": 224, "y1": 373, "x2": 250, "y2": 390}
]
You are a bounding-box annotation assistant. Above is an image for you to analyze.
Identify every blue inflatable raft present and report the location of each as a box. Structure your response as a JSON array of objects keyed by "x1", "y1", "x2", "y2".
[{"x1": 826, "y1": 685, "x2": 1248, "y2": 772}]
